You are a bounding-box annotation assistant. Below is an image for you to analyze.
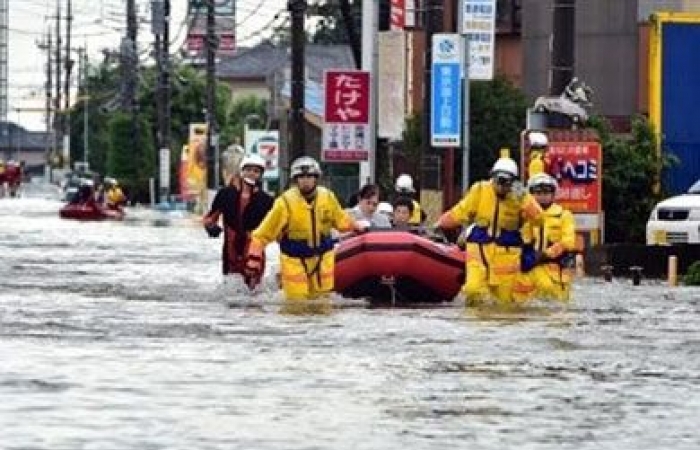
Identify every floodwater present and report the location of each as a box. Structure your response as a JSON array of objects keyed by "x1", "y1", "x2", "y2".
[{"x1": 1, "y1": 181, "x2": 699, "y2": 450}]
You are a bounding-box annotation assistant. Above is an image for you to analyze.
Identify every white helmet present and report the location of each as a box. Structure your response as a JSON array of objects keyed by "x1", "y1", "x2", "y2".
[
  {"x1": 377, "y1": 202, "x2": 394, "y2": 216},
  {"x1": 491, "y1": 157, "x2": 519, "y2": 178},
  {"x1": 527, "y1": 173, "x2": 558, "y2": 192},
  {"x1": 104, "y1": 177, "x2": 118, "y2": 186},
  {"x1": 239, "y1": 153, "x2": 266, "y2": 172},
  {"x1": 528, "y1": 131, "x2": 549, "y2": 149},
  {"x1": 290, "y1": 156, "x2": 322, "y2": 178},
  {"x1": 395, "y1": 173, "x2": 415, "y2": 193}
]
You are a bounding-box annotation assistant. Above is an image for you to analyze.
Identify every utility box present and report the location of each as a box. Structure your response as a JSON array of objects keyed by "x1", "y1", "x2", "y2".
[{"x1": 649, "y1": 12, "x2": 700, "y2": 194}]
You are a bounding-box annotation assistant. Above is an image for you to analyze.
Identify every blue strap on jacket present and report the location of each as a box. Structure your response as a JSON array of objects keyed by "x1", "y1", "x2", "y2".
[
  {"x1": 495, "y1": 229, "x2": 523, "y2": 247},
  {"x1": 279, "y1": 235, "x2": 335, "y2": 258},
  {"x1": 466, "y1": 226, "x2": 492, "y2": 244},
  {"x1": 521, "y1": 245, "x2": 539, "y2": 272}
]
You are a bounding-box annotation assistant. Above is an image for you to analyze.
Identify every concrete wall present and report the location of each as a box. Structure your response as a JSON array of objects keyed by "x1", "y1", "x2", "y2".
[{"x1": 522, "y1": 0, "x2": 640, "y2": 118}]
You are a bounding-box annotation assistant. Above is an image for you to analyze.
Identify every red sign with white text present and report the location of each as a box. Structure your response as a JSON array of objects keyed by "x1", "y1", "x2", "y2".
[
  {"x1": 547, "y1": 141, "x2": 602, "y2": 213},
  {"x1": 324, "y1": 71, "x2": 370, "y2": 123},
  {"x1": 391, "y1": 0, "x2": 406, "y2": 30},
  {"x1": 323, "y1": 70, "x2": 371, "y2": 162}
]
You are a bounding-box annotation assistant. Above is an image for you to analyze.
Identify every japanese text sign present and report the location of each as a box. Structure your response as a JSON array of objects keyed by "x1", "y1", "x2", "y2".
[
  {"x1": 431, "y1": 34, "x2": 462, "y2": 147},
  {"x1": 544, "y1": 141, "x2": 602, "y2": 214},
  {"x1": 323, "y1": 70, "x2": 371, "y2": 162},
  {"x1": 324, "y1": 71, "x2": 370, "y2": 124}
]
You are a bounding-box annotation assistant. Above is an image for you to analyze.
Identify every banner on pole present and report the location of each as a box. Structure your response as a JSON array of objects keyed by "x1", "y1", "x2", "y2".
[
  {"x1": 431, "y1": 33, "x2": 462, "y2": 147},
  {"x1": 322, "y1": 70, "x2": 371, "y2": 162},
  {"x1": 460, "y1": 0, "x2": 496, "y2": 80}
]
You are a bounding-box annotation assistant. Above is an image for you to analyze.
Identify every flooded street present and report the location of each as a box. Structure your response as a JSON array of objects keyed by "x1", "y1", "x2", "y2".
[{"x1": 1, "y1": 183, "x2": 699, "y2": 450}]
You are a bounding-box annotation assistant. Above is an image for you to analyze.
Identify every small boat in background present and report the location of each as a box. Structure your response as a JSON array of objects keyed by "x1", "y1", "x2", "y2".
[
  {"x1": 59, "y1": 202, "x2": 125, "y2": 221},
  {"x1": 334, "y1": 230, "x2": 465, "y2": 306}
]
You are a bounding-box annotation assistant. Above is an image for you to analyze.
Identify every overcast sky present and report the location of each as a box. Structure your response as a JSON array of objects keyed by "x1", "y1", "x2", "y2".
[{"x1": 8, "y1": 0, "x2": 288, "y2": 131}]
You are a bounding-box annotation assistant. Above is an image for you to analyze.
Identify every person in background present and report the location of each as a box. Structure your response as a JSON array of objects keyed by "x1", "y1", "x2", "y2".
[
  {"x1": 104, "y1": 178, "x2": 127, "y2": 209},
  {"x1": 392, "y1": 196, "x2": 414, "y2": 229},
  {"x1": 346, "y1": 184, "x2": 392, "y2": 229},
  {"x1": 436, "y1": 155, "x2": 543, "y2": 306},
  {"x1": 203, "y1": 154, "x2": 274, "y2": 284},
  {"x1": 394, "y1": 173, "x2": 426, "y2": 226},
  {"x1": 527, "y1": 131, "x2": 551, "y2": 178},
  {"x1": 244, "y1": 156, "x2": 368, "y2": 301},
  {"x1": 513, "y1": 173, "x2": 577, "y2": 303}
]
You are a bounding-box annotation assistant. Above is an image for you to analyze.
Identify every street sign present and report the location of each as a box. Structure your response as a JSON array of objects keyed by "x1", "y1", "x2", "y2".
[
  {"x1": 431, "y1": 33, "x2": 462, "y2": 147},
  {"x1": 322, "y1": 70, "x2": 371, "y2": 162},
  {"x1": 460, "y1": 0, "x2": 496, "y2": 80}
]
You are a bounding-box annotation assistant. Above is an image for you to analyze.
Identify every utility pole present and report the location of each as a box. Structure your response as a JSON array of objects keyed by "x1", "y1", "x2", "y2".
[
  {"x1": 205, "y1": 0, "x2": 219, "y2": 189},
  {"x1": 550, "y1": 0, "x2": 575, "y2": 95},
  {"x1": 78, "y1": 47, "x2": 88, "y2": 166},
  {"x1": 121, "y1": 0, "x2": 139, "y2": 160},
  {"x1": 422, "y1": 0, "x2": 442, "y2": 172},
  {"x1": 63, "y1": 0, "x2": 73, "y2": 169},
  {"x1": 54, "y1": 0, "x2": 62, "y2": 165},
  {"x1": 339, "y1": 0, "x2": 360, "y2": 69},
  {"x1": 45, "y1": 31, "x2": 54, "y2": 174},
  {"x1": 152, "y1": 0, "x2": 171, "y2": 201},
  {"x1": 289, "y1": 0, "x2": 307, "y2": 162}
]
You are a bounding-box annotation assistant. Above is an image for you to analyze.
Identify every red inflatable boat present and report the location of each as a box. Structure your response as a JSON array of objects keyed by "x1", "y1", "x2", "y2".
[
  {"x1": 335, "y1": 230, "x2": 465, "y2": 305},
  {"x1": 59, "y1": 202, "x2": 125, "y2": 221}
]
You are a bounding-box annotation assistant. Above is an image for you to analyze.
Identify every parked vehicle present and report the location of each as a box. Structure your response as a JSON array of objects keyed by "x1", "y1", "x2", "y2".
[{"x1": 646, "y1": 179, "x2": 700, "y2": 245}]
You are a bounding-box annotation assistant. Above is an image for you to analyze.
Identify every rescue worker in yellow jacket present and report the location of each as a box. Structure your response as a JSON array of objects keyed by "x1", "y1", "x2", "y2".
[
  {"x1": 513, "y1": 173, "x2": 577, "y2": 302},
  {"x1": 104, "y1": 178, "x2": 126, "y2": 209},
  {"x1": 244, "y1": 156, "x2": 367, "y2": 300},
  {"x1": 436, "y1": 156, "x2": 543, "y2": 305},
  {"x1": 394, "y1": 174, "x2": 425, "y2": 226}
]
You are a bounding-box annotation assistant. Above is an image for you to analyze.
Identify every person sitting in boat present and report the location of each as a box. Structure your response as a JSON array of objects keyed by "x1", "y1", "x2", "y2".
[
  {"x1": 346, "y1": 184, "x2": 392, "y2": 229},
  {"x1": 513, "y1": 173, "x2": 577, "y2": 303},
  {"x1": 104, "y1": 177, "x2": 127, "y2": 209},
  {"x1": 392, "y1": 196, "x2": 414, "y2": 230},
  {"x1": 203, "y1": 154, "x2": 274, "y2": 283},
  {"x1": 435, "y1": 154, "x2": 543, "y2": 306},
  {"x1": 243, "y1": 156, "x2": 368, "y2": 300},
  {"x1": 394, "y1": 173, "x2": 426, "y2": 226},
  {"x1": 72, "y1": 179, "x2": 96, "y2": 206}
]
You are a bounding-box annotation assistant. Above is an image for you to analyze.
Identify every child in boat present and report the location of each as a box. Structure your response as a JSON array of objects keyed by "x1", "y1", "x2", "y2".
[{"x1": 392, "y1": 196, "x2": 414, "y2": 229}]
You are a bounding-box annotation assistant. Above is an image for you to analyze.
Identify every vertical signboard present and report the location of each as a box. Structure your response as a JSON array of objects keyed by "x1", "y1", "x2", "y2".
[
  {"x1": 460, "y1": 0, "x2": 496, "y2": 80},
  {"x1": 322, "y1": 70, "x2": 371, "y2": 162},
  {"x1": 431, "y1": 33, "x2": 462, "y2": 147},
  {"x1": 187, "y1": 0, "x2": 236, "y2": 56},
  {"x1": 390, "y1": 0, "x2": 405, "y2": 30},
  {"x1": 377, "y1": 31, "x2": 406, "y2": 140}
]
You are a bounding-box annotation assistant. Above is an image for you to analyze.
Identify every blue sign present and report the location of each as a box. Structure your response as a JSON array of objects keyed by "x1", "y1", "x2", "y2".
[{"x1": 431, "y1": 34, "x2": 462, "y2": 147}]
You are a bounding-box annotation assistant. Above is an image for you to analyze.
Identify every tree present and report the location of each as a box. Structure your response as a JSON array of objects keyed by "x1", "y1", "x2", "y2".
[
  {"x1": 106, "y1": 112, "x2": 155, "y2": 203},
  {"x1": 223, "y1": 95, "x2": 269, "y2": 147},
  {"x1": 589, "y1": 115, "x2": 676, "y2": 243},
  {"x1": 468, "y1": 76, "x2": 529, "y2": 181}
]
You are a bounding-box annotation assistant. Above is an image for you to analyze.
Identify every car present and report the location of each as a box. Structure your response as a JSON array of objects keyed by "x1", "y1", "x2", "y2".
[{"x1": 646, "y1": 179, "x2": 700, "y2": 245}]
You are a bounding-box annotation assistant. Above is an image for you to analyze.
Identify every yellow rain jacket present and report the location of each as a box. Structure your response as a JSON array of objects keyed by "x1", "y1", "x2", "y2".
[
  {"x1": 438, "y1": 180, "x2": 542, "y2": 304},
  {"x1": 106, "y1": 186, "x2": 126, "y2": 208},
  {"x1": 513, "y1": 203, "x2": 577, "y2": 302},
  {"x1": 409, "y1": 200, "x2": 423, "y2": 226},
  {"x1": 249, "y1": 186, "x2": 357, "y2": 301}
]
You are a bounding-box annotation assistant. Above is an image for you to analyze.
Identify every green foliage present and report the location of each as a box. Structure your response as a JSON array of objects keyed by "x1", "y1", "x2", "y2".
[
  {"x1": 223, "y1": 95, "x2": 269, "y2": 146},
  {"x1": 588, "y1": 115, "x2": 676, "y2": 243},
  {"x1": 106, "y1": 112, "x2": 155, "y2": 203},
  {"x1": 683, "y1": 261, "x2": 700, "y2": 286},
  {"x1": 468, "y1": 76, "x2": 529, "y2": 181}
]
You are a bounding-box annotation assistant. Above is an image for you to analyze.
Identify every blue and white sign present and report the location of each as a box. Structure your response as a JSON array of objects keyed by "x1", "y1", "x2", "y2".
[
  {"x1": 460, "y1": 0, "x2": 496, "y2": 80},
  {"x1": 431, "y1": 33, "x2": 463, "y2": 147}
]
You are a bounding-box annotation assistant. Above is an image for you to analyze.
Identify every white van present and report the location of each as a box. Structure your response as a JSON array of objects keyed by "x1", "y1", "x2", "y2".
[{"x1": 646, "y1": 179, "x2": 700, "y2": 245}]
